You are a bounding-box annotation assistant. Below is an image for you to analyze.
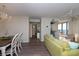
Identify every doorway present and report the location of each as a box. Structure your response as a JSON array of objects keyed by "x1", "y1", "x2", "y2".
[
  {"x1": 32, "y1": 23, "x2": 37, "y2": 38},
  {"x1": 29, "y1": 18, "x2": 41, "y2": 42}
]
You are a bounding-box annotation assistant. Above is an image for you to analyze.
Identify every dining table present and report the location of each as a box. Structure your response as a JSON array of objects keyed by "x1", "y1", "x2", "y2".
[{"x1": 0, "y1": 36, "x2": 13, "y2": 56}]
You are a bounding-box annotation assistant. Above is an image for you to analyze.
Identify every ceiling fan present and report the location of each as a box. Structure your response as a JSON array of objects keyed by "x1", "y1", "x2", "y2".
[{"x1": 53, "y1": 10, "x2": 74, "y2": 23}]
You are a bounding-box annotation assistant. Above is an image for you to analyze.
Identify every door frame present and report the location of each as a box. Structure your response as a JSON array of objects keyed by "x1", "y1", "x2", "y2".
[{"x1": 29, "y1": 18, "x2": 41, "y2": 42}]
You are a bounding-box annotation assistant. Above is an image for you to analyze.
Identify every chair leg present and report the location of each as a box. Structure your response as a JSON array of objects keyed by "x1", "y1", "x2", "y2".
[
  {"x1": 18, "y1": 42, "x2": 22, "y2": 52},
  {"x1": 19, "y1": 42, "x2": 22, "y2": 49},
  {"x1": 18, "y1": 44, "x2": 20, "y2": 52},
  {"x1": 14, "y1": 47, "x2": 18, "y2": 56},
  {"x1": 1, "y1": 47, "x2": 6, "y2": 56},
  {"x1": 11, "y1": 50, "x2": 13, "y2": 56}
]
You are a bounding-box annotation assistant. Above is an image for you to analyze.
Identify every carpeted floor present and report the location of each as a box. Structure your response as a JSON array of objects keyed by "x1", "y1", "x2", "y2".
[{"x1": 18, "y1": 38, "x2": 50, "y2": 56}]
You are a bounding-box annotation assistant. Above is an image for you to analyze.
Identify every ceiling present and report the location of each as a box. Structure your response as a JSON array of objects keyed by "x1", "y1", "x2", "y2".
[{"x1": 0, "y1": 3, "x2": 79, "y2": 18}]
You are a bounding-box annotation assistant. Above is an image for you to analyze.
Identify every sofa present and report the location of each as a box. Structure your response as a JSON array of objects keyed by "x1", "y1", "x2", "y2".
[{"x1": 44, "y1": 34, "x2": 79, "y2": 56}]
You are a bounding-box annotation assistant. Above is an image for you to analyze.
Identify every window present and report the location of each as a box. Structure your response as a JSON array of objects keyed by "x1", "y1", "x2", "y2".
[
  {"x1": 58, "y1": 22, "x2": 69, "y2": 34},
  {"x1": 63, "y1": 23, "x2": 66, "y2": 34},
  {"x1": 58, "y1": 24, "x2": 62, "y2": 32}
]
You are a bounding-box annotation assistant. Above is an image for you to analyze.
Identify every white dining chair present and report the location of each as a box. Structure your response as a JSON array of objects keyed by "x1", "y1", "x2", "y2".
[
  {"x1": 5, "y1": 33, "x2": 19, "y2": 56},
  {"x1": 17, "y1": 33, "x2": 23, "y2": 52}
]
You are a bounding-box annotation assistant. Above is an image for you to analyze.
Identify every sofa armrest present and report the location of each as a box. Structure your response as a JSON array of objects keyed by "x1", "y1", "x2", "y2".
[{"x1": 63, "y1": 48, "x2": 79, "y2": 56}]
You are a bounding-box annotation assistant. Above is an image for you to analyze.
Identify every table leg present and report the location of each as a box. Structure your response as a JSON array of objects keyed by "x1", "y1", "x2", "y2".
[{"x1": 1, "y1": 47, "x2": 6, "y2": 56}]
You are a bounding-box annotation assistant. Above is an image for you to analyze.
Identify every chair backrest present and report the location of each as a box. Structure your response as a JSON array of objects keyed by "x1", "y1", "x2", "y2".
[
  {"x1": 19, "y1": 33, "x2": 23, "y2": 42},
  {"x1": 11, "y1": 33, "x2": 19, "y2": 52},
  {"x1": 16, "y1": 33, "x2": 23, "y2": 43}
]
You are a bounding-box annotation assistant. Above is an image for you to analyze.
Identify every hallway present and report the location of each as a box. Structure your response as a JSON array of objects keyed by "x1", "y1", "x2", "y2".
[{"x1": 18, "y1": 38, "x2": 50, "y2": 56}]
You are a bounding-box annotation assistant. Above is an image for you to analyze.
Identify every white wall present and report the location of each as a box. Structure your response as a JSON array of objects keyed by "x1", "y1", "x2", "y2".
[
  {"x1": 51, "y1": 23, "x2": 58, "y2": 31},
  {"x1": 0, "y1": 16, "x2": 57, "y2": 42},
  {"x1": 69, "y1": 16, "x2": 79, "y2": 34},
  {"x1": 29, "y1": 19, "x2": 40, "y2": 22},
  {"x1": 69, "y1": 20, "x2": 73, "y2": 34},
  {"x1": 0, "y1": 16, "x2": 29, "y2": 43},
  {"x1": 29, "y1": 23, "x2": 32, "y2": 38},
  {"x1": 0, "y1": 19, "x2": 7, "y2": 36},
  {"x1": 41, "y1": 17, "x2": 52, "y2": 41}
]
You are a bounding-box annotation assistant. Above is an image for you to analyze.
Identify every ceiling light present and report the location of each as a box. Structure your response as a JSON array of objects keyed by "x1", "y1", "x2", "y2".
[{"x1": 0, "y1": 5, "x2": 9, "y2": 20}]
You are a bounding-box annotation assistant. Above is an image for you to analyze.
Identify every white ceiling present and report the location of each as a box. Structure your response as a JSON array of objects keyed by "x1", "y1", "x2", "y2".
[{"x1": 0, "y1": 3, "x2": 79, "y2": 18}]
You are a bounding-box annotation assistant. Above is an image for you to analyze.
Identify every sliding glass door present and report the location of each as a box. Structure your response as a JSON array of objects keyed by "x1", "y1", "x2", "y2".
[{"x1": 58, "y1": 22, "x2": 69, "y2": 35}]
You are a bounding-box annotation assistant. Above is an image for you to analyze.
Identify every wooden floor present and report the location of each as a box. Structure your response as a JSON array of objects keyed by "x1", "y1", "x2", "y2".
[{"x1": 18, "y1": 38, "x2": 50, "y2": 56}]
